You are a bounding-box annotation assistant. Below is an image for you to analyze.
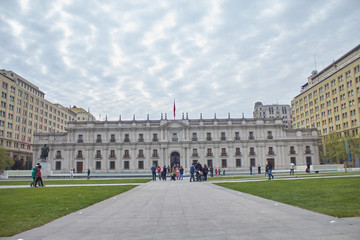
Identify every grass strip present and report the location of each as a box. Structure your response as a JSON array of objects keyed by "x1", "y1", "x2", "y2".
[
  {"x1": 0, "y1": 178, "x2": 151, "y2": 185},
  {"x1": 0, "y1": 185, "x2": 136, "y2": 237},
  {"x1": 208, "y1": 171, "x2": 360, "y2": 181},
  {"x1": 215, "y1": 177, "x2": 360, "y2": 218}
]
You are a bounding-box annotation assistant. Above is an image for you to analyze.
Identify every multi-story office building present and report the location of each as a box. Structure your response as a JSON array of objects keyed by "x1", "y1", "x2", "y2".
[
  {"x1": 291, "y1": 45, "x2": 360, "y2": 139},
  {"x1": 33, "y1": 117, "x2": 319, "y2": 174},
  {"x1": 0, "y1": 70, "x2": 72, "y2": 168},
  {"x1": 70, "y1": 107, "x2": 96, "y2": 121},
  {"x1": 253, "y1": 102, "x2": 292, "y2": 128}
]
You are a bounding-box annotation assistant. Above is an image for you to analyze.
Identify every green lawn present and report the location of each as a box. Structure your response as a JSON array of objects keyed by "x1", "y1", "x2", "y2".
[
  {"x1": 208, "y1": 171, "x2": 360, "y2": 181},
  {"x1": 216, "y1": 177, "x2": 360, "y2": 218},
  {"x1": 0, "y1": 178, "x2": 151, "y2": 185},
  {"x1": 0, "y1": 185, "x2": 136, "y2": 237}
]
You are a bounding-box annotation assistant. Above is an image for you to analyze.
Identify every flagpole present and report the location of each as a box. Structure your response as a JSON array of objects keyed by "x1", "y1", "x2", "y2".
[{"x1": 173, "y1": 98, "x2": 176, "y2": 119}]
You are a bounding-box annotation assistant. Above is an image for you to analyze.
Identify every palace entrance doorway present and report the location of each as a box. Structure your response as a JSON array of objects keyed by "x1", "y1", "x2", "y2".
[{"x1": 170, "y1": 152, "x2": 180, "y2": 168}]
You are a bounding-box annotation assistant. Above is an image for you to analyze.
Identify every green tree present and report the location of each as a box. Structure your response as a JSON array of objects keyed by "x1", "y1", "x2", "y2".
[
  {"x1": 0, "y1": 147, "x2": 14, "y2": 171},
  {"x1": 324, "y1": 132, "x2": 346, "y2": 163},
  {"x1": 324, "y1": 133, "x2": 360, "y2": 166}
]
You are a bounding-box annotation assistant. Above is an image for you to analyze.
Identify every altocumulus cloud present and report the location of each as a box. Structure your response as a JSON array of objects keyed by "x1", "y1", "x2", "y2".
[{"x1": 0, "y1": 0, "x2": 359, "y2": 120}]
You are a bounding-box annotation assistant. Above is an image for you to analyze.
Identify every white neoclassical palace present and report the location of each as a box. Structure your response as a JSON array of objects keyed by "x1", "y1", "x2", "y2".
[{"x1": 33, "y1": 116, "x2": 319, "y2": 174}]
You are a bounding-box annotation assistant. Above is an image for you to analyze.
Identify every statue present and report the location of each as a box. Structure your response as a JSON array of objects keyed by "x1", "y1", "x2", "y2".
[{"x1": 40, "y1": 144, "x2": 49, "y2": 161}]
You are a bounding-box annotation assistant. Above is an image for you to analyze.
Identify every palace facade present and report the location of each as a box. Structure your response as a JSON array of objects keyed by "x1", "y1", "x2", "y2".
[{"x1": 33, "y1": 117, "x2": 319, "y2": 174}]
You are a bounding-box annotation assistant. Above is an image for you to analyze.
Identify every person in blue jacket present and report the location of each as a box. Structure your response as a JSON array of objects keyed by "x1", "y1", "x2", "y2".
[{"x1": 189, "y1": 164, "x2": 196, "y2": 182}]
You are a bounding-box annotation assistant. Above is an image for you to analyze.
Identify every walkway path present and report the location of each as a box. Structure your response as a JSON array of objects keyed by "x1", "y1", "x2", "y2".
[{"x1": 2, "y1": 179, "x2": 360, "y2": 240}]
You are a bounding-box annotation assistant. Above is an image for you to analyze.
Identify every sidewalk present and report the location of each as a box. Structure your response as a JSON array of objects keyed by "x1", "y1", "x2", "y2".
[{"x1": 2, "y1": 180, "x2": 360, "y2": 240}]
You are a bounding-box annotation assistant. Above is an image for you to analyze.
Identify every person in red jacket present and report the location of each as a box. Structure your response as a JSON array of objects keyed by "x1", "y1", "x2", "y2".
[{"x1": 35, "y1": 165, "x2": 45, "y2": 187}]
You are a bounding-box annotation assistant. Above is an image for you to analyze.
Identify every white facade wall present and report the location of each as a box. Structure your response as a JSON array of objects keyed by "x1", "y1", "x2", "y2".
[{"x1": 33, "y1": 118, "x2": 319, "y2": 173}]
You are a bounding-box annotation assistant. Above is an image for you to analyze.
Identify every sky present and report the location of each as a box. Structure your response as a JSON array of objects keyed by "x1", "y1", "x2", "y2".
[{"x1": 1, "y1": 0, "x2": 359, "y2": 121}]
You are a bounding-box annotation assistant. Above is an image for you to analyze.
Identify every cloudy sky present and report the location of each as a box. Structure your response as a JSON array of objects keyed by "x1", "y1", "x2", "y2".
[{"x1": 1, "y1": 0, "x2": 359, "y2": 121}]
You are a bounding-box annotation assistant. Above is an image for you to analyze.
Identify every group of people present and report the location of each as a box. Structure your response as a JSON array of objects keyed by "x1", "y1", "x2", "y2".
[
  {"x1": 189, "y1": 162, "x2": 209, "y2": 182},
  {"x1": 151, "y1": 165, "x2": 185, "y2": 181},
  {"x1": 151, "y1": 163, "x2": 225, "y2": 182},
  {"x1": 30, "y1": 163, "x2": 44, "y2": 187}
]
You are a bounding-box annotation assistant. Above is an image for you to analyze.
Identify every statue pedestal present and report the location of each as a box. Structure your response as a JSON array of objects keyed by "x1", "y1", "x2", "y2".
[{"x1": 40, "y1": 161, "x2": 51, "y2": 178}]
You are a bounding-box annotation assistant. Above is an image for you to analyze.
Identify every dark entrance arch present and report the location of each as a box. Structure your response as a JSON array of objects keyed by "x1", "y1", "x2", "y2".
[{"x1": 170, "y1": 152, "x2": 180, "y2": 168}]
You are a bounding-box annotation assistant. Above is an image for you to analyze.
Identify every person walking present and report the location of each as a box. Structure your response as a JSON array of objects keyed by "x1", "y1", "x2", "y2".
[
  {"x1": 267, "y1": 160, "x2": 274, "y2": 180},
  {"x1": 151, "y1": 164, "x2": 157, "y2": 181},
  {"x1": 35, "y1": 165, "x2": 44, "y2": 187},
  {"x1": 157, "y1": 166, "x2": 162, "y2": 180},
  {"x1": 70, "y1": 168, "x2": 74, "y2": 179},
  {"x1": 87, "y1": 169, "x2": 91, "y2": 180},
  {"x1": 257, "y1": 164, "x2": 261, "y2": 174},
  {"x1": 195, "y1": 161, "x2": 202, "y2": 181},
  {"x1": 162, "y1": 165, "x2": 167, "y2": 181},
  {"x1": 223, "y1": 168, "x2": 226, "y2": 176},
  {"x1": 189, "y1": 164, "x2": 196, "y2": 182},
  {"x1": 250, "y1": 166, "x2": 252, "y2": 175},
  {"x1": 290, "y1": 162, "x2": 295, "y2": 175},
  {"x1": 210, "y1": 166, "x2": 214, "y2": 177},
  {"x1": 179, "y1": 166, "x2": 184, "y2": 180},
  {"x1": 215, "y1": 168, "x2": 218, "y2": 176},
  {"x1": 30, "y1": 163, "x2": 39, "y2": 187},
  {"x1": 203, "y1": 164, "x2": 208, "y2": 181}
]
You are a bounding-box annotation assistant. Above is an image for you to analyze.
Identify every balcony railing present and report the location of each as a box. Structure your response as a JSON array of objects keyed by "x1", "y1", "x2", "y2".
[
  {"x1": 138, "y1": 154, "x2": 144, "y2": 158},
  {"x1": 109, "y1": 155, "x2": 116, "y2": 159},
  {"x1": 234, "y1": 136, "x2": 241, "y2": 140},
  {"x1": 77, "y1": 139, "x2": 83, "y2": 143},
  {"x1": 95, "y1": 155, "x2": 102, "y2": 159},
  {"x1": 235, "y1": 152, "x2": 241, "y2": 156},
  {"x1": 76, "y1": 155, "x2": 83, "y2": 159},
  {"x1": 110, "y1": 138, "x2": 116, "y2": 143},
  {"x1": 268, "y1": 151, "x2": 275, "y2": 155},
  {"x1": 192, "y1": 153, "x2": 198, "y2": 157},
  {"x1": 96, "y1": 139, "x2": 102, "y2": 143},
  {"x1": 206, "y1": 153, "x2": 213, "y2": 157},
  {"x1": 290, "y1": 151, "x2": 296, "y2": 154},
  {"x1": 249, "y1": 152, "x2": 256, "y2": 156},
  {"x1": 124, "y1": 138, "x2": 130, "y2": 142},
  {"x1": 55, "y1": 155, "x2": 62, "y2": 159},
  {"x1": 138, "y1": 139, "x2": 144, "y2": 142},
  {"x1": 152, "y1": 138, "x2": 158, "y2": 142},
  {"x1": 305, "y1": 150, "x2": 311, "y2": 154},
  {"x1": 152, "y1": 154, "x2": 159, "y2": 158},
  {"x1": 220, "y1": 137, "x2": 226, "y2": 141},
  {"x1": 191, "y1": 137, "x2": 198, "y2": 141},
  {"x1": 123, "y1": 154, "x2": 130, "y2": 158},
  {"x1": 267, "y1": 136, "x2": 273, "y2": 139},
  {"x1": 248, "y1": 136, "x2": 255, "y2": 140},
  {"x1": 206, "y1": 137, "x2": 212, "y2": 141},
  {"x1": 172, "y1": 138, "x2": 178, "y2": 142},
  {"x1": 221, "y1": 153, "x2": 227, "y2": 156}
]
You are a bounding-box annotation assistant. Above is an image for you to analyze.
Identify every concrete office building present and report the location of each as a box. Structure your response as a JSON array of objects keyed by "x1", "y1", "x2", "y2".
[
  {"x1": 0, "y1": 70, "x2": 73, "y2": 168},
  {"x1": 33, "y1": 116, "x2": 319, "y2": 174},
  {"x1": 70, "y1": 106, "x2": 96, "y2": 122},
  {"x1": 253, "y1": 102, "x2": 292, "y2": 128},
  {"x1": 291, "y1": 45, "x2": 360, "y2": 138}
]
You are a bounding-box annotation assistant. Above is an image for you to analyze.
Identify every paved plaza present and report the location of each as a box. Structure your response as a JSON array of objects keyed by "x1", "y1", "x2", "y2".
[{"x1": 2, "y1": 179, "x2": 360, "y2": 240}]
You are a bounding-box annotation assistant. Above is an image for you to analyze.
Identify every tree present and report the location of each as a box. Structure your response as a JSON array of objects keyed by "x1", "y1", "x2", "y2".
[
  {"x1": 324, "y1": 133, "x2": 360, "y2": 166},
  {"x1": 0, "y1": 147, "x2": 15, "y2": 171}
]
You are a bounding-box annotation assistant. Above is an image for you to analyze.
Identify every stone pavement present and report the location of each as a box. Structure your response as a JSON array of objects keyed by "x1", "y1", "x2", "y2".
[{"x1": 2, "y1": 179, "x2": 360, "y2": 240}]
